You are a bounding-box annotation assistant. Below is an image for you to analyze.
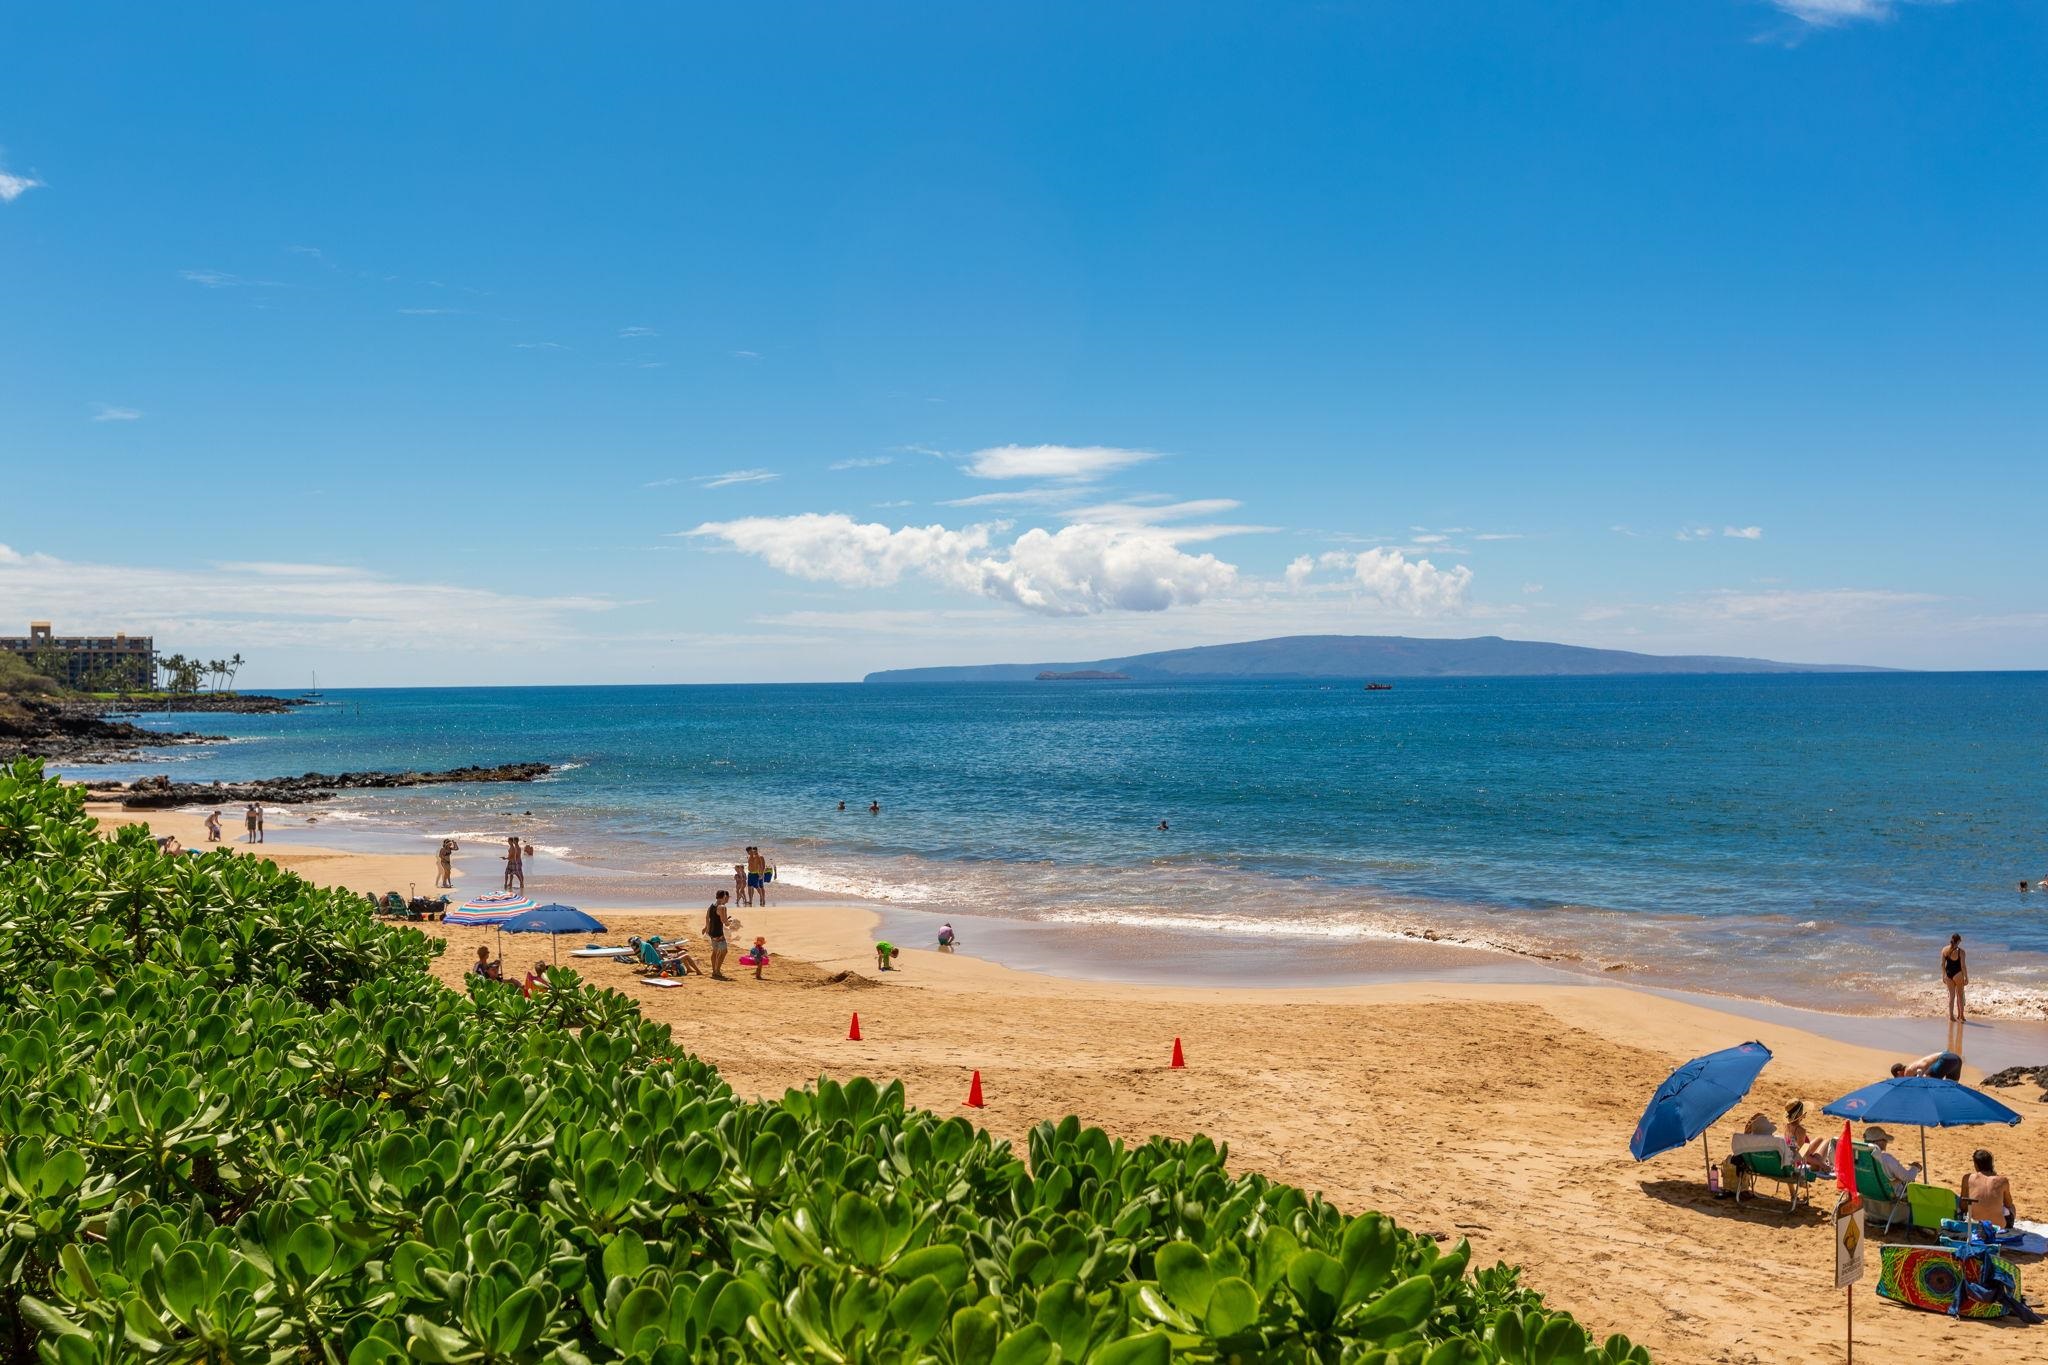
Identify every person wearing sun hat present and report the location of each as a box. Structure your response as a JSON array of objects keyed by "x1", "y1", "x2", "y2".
[{"x1": 1863, "y1": 1126, "x2": 1921, "y2": 1186}]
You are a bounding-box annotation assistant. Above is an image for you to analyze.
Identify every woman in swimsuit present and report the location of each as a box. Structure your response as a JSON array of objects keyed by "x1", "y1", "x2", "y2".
[
  {"x1": 1942, "y1": 933, "x2": 1968, "y2": 1022},
  {"x1": 1961, "y1": 1149, "x2": 2015, "y2": 1230}
]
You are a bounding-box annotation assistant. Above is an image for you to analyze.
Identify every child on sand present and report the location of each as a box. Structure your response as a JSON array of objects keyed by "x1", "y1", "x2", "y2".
[
  {"x1": 937, "y1": 923, "x2": 957, "y2": 950},
  {"x1": 875, "y1": 941, "x2": 899, "y2": 972},
  {"x1": 741, "y1": 935, "x2": 770, "y2": 979}
]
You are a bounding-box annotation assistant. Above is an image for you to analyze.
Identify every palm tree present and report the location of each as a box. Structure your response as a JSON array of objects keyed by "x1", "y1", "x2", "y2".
[{"x1": 227, "y1": 653, "x2": 245, "y2": 692}]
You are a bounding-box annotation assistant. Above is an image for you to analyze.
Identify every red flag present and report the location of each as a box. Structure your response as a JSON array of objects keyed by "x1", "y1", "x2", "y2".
[{"x1": 1834, "y1": 1119, "x2": 1858, "y2": 1205}]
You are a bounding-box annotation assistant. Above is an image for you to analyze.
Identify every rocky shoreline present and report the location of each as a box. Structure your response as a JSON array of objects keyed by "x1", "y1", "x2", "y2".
[
  {"x1": 0, "y1": 692, "x2": 307, "y2": 764},
  {"x1": 95, "y1": 763, "x2": 557, "y2": 808},
  {"x1": 0, "y1": 697, "x2": 220, "y2": 764}
]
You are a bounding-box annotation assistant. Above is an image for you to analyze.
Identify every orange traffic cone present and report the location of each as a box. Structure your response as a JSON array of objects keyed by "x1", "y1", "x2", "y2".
[
  {"x1": 963, "y1": 1070, "x2": 985, "y2": 1108},
  {"x1": 848, "y1": 1012, "x2": 862, "y2": 1041},
  {"x1": 1170, "y1": 1036, "x2": 1185, "y2": 1068}
]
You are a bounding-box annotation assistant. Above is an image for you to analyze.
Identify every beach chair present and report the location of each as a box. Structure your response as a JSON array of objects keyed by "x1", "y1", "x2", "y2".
[
  {"x1": 1850, "y1": 1144, "x2": 1909, "y2": 1234},
  {"x1": 1907, "y1": 1182, "x2": 1960, "y2": 1239},
  {"x1": 382, "y1": 892, "x2": 407, "y2": 917},
  {"x1": 1730, "y1": 1135, "x2": 1818, "y2": 1212}
]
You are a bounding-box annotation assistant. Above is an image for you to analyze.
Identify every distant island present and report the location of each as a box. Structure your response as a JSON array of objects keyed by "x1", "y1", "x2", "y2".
[{"x1": 865, "y1": 634, "x2": 1892, "y2": 683}]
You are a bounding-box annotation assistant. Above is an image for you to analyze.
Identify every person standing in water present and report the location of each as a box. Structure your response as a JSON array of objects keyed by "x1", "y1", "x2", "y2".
[
  {"x1": 746, "y1": 845, "x2": 770, "y2": 907},
  {"x1": 503, "y1": 835, "x2": 525, "y2": 891},
  {"x1": 1942, "y1": 933, "x2": 1968, "y2": 1021}
]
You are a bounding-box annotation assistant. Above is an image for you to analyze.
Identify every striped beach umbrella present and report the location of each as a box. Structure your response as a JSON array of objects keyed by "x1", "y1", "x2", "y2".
[{"x1": 444, "y1": 893, "x2": 540, "y2": 926}]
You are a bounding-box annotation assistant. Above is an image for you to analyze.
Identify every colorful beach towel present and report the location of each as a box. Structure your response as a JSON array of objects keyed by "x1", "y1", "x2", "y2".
[{"x1": 1875, "y1": 1245, "x2": 2022, "y2": 1319}]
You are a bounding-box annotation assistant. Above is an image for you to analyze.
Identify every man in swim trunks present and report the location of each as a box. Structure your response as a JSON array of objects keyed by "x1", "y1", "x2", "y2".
[
  {"x1": 1893, "y1": 1050, "x2": 1963, "y2": 1080},
  {"x1": 745, "y1": 845, "x2": 769, "y2": 907}
]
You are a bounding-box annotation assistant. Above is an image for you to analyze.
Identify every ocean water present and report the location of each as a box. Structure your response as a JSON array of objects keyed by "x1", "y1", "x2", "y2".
[{"x1": 68, "y1": 674, "x2": 2048, "y2": 1015}]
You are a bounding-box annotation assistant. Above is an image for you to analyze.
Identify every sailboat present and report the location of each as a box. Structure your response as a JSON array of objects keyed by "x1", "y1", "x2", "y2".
[{"x1": 306, "y1": 670, "x2": 323, "y2": 699}]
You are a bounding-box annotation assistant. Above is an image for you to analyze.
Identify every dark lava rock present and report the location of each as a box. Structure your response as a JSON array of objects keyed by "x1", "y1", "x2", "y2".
[{"x1": 112, "y1": 762, "x2": 555, "y2": 808}]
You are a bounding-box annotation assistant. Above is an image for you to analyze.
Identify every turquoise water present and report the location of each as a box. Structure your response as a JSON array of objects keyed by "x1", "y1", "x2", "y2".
[{"x1": 76, "y1": 673, "x2": 2048, "y2": 1012}]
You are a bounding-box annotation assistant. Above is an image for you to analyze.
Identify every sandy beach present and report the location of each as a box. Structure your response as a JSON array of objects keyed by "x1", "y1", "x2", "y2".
[{"x1": 102, "y1": 802, "x2": 2048, "y2": 1364}]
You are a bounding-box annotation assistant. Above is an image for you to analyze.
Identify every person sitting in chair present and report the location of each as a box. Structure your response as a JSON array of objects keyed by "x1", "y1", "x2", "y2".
[
  {"x1": 469, "y1": 945, "x2": 503, "y2": 982},
  {"x1": 1863, "y1": 1127, "x2": 1922, "y2": 1187}
]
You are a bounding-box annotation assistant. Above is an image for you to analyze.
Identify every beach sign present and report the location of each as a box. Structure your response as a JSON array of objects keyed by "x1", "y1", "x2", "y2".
[{"x1": 1835, "y1": 1195, "x2": 1865, "y2": 1289}]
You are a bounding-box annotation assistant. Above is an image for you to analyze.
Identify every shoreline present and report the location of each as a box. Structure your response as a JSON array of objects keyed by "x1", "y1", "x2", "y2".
[
  {"x1": 100, "y1": 787, "x2": 2048, "y2": 1025},
  {"x1": 96, "y1": 798, "x2": 2048, "y2": 1363}
]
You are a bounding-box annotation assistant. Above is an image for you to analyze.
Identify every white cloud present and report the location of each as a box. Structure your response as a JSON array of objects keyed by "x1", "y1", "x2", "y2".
[
  {"x1": 618, "y1": 326, "x2": 658, "y2": 338},
  {"x1": 687, "y1": 514, "x2": 1238, "y2": 617},
  {"x1": 1474, "y1": 532, "x2": 1523, "y2": 542},
  {"x1": 1769, "y1": 0, "x2": 1952, "y2": 26},
  {"x1": 0, "y1": 169, "x2": 43, "y2": 203},
  {"x1": 830, "y1": 456, "x2": 894, "y2": 471},
  {"x1": 180, "y1": 269, "x2": 282, "y2": 288},
  {"x1": 398, "y1": 307, "x2": 459, "y2": 316},
  {"x1": 91, "y1": 405, "x2": 141, "y2": 422},
  {"x1": 1065, "y1": 497, "x2": 1242, "y2": 525},
  {"x1": 940, "y1": 488, "x2": 1071, "y2": 509},
  {"x1": 642, "y1": 477, "x2": 683, "y2": 488},
  {"x1": 514, "y1": 341, "x2": 568, "y2": 350},
  {"x1": 1675, "y1": 587, "x2": 1941, "y2": 624},
  {"x1": 697, "y1": 469, "x2": 780, "y2": 489},
  {"x1": 733, "y1": 350, "x2": 762, "y2": 359},
  {"x1": 965, "y1": 444, "x2": 1158, "y2": 482},
  {"x1": 0, "y1": 544, "x2": 616, "y2": 655},
  {"x1": 1674, "y1": 527, "x2": 1717, "y2": 542},
  {"x1": 1723, "y1": 525, "x2": 1764, "y2": 540},
  {"x1": 1288, "y1": 547, "x2": 1474, "y2": 615},
  {"x1": 1523, "y1": 583, "x2": 1545, "y2": 595}
]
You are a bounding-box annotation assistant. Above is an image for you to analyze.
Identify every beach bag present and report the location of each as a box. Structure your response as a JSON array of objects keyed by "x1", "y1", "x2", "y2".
[{"x1": 1719, "y1": 1158, "x2": 1748, "y2": 1195}]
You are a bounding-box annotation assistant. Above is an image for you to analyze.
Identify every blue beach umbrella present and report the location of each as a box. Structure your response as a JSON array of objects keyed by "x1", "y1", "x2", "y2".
[
  {"x1": 1822, "y1": 1075, "x2": 2022, "y2": 1175},
  {"x1": 497, "y1": 903, "x2": 609, "y2": 963},
  {"x1": 1631, "y1": 1041, "x2": 1774, "y2": 1172}
]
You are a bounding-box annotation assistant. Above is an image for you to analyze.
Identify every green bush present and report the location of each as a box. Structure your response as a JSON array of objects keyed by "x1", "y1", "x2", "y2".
[{"x1": 0, "y1": 758, "x2": 1649, "y2": 1363}]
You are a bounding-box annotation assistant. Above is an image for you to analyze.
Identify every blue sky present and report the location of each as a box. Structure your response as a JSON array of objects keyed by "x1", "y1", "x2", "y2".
[{"x1": 3, "y1": 1, "x2": 2043, "y2": 684}]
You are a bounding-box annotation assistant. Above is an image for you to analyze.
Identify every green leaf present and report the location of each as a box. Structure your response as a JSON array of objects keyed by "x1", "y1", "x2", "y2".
[
  {"x1": 992, "y1": 1322, "x2": 1058, "y2": 1365},
  {"x1": 1033, "y1": 1279, "x2": 1092, "y2": 1362},
  {"x1": 833, "y1": 1191, "x2": 889, "y2": 1268},
  {"x1": 1204, "y1": 1276, "x2": 1259, "y2": 1337},
  {"x1": 614, "y1": 1284, "x2": 669, "y2": 1350},
  {"x1": 1155, "y1": 1241, "x2": 1214, "y2": 1317},
  {"x1": 888, "y1": 1275, "x2": 950, "y2": 1350},
  {"x1": 1354, "y1": 1274, "x2": 1435, "y2": 1342},
  {"x1": 286, "y1": 1221, "x2": 336, "y2": 1279},
  {"x1": 889, "y1": 1242, "x2": 969, "y2": 1290},
  {"x1": 602, "y1": 1230, "x2": 649, "y2": 1283},
  {"x1": 1339, "y1": 1212, "x2": 1399, "y2": 1306},
  {"x1": 157, "y1": 1247, "x2": 204, "y2": 1326},
  {"x1": 491, "y1": 1285, "x2": 550, "y2": 1355},
  {"x1": 952, "y1": 1306, "x2": 1001, "y2": 1365},
  {"x1": 1092, "y1": 1332, "x2": 1170, "y2": 1365}
]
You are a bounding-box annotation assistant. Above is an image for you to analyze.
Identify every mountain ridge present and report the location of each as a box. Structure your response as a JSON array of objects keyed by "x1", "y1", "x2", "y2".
[{"x1": 862, "y1": 634, "x2": 1892, "y2": 683}]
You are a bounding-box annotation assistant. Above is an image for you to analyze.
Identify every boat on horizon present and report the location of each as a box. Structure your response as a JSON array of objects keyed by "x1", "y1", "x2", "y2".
[{"x1": 1364, "y1": 682, "x2": 1393, "y2": 691}]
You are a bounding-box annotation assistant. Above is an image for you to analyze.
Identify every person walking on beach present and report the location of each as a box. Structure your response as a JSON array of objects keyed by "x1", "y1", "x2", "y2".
[
  {"x1": 204, "y1": 809, "x2": 221, "y2": 842},
  {"x1": 503, "y1": 835, "x2": 525, "y2": 891},
  {"x1": 253, "y1": 803, "x2": 265, "y2": 842},
  {"x1": 704, "y1": 895, "x2": 731, "y2": 979},
  {"x1": 435, "y1": 838, "x2": 458, "y2": 889},
  {"x1": 1942, "y1": 932, "x2": 1968, "y2": 1021},
  {"x1": 745, "y1": 845, "x2": 770, "y2": 907},
  {"x1": 733, "y1": 863, "x2": 747, "y2": 905}
]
